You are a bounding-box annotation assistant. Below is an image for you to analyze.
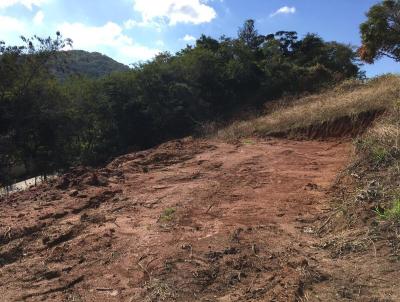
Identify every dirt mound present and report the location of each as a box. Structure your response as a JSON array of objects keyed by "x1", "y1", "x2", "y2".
[{"x1": 1, "y1": 137, "x2": 399, "y2": 301}]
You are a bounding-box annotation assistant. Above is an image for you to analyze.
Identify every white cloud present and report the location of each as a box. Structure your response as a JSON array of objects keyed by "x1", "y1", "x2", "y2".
[
  {"x1": 132, "y1": 0, "x2": 217, "y2": 25},
  {"x1": 0, "y1": 0, "x2": 48, "y2": 10},
  {"x1": 124, "y1": 19, "x2": 146, "y2": 29},
  {"x1": 58, "y1": 21, "x2": 160, "y2": 64},
  {"x1": 124, "y1": 18, "x2": 163, "y2": 32},
  {"x1": 270, "y1": 6, "x2": 296, "y2": 17},
  {"x1": 33, "y1": 10, "x2": 44, "y2": 25},
  {"x1": 0, "y1": 15, "x2": 26, "y2": 36},
  {"x1": 181, "y1": 34, "x2": 196, "y2": 42}
]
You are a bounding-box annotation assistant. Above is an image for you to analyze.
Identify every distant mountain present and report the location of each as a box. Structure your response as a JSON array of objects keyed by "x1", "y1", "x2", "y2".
[{"x1": 51, "y1": 50, "x2": 130, "y2": 79}]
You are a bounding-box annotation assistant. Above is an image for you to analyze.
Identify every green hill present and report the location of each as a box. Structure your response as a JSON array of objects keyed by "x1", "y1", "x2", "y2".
[{"x1": 51, "y1": 50, "x2": 130, "y2": 79}]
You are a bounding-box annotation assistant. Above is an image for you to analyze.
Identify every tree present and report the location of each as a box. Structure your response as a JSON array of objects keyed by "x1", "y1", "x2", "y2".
[
  {"x1": 359, "y1": 0, "x2": 400, "y2": 63},
  {"x1": 0, "y1": 33, "x2": 72, "y2": 181},
  {"x1": 196, "y1": 34, "x2": 220, "y2": 52},
  {"x1": 238, "y1": 19, "x2": 264, "y2": 50},
  {"x1": 274, "y1": 31, "x2": 298, "y2": 56}
]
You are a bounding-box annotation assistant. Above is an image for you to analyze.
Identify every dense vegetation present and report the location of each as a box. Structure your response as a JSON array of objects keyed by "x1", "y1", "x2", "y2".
[
  {"x1": 51, "y1": 50, "x2": 129, "y2": 80},
  {"x1": 0, "y1": 20, "x2": 362, "y2": 186}
]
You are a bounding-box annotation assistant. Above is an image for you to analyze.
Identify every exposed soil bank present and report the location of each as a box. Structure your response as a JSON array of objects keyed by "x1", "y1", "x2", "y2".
[{"x1": 269, "y1": 110, "x2": 383, "y2": 139}]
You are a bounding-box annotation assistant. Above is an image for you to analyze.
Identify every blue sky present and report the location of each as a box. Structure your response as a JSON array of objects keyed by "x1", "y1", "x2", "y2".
[{"x1": 0, "y1": 0, "x2": 398, "y2": 77}]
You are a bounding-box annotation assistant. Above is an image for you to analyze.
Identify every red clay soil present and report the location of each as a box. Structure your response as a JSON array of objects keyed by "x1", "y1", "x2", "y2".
[{"x1": 0, "y1": 138, "x2": 396, "y2": 301}]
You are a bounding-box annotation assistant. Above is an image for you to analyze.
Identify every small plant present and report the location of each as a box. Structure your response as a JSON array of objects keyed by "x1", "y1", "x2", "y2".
[
  {"x1": 375, "y1": 199, "x2": 400, "y2": 222},
  {"x1": 356, "y1": 137, "x2": 392, "y2": 166},
  {"x1": 371, "y1": 146, "x2": 390, "y2": 164},
  {"x1": 242, "y1": 139, "x2": 255, "y2": 145},
  {"x1": 159, "y1": 208, "x2": 176, "y2": 222}
]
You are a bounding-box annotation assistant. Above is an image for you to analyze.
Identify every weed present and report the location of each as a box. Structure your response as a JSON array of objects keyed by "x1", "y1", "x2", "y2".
[
  {"x1": 159, "y1": 208, "x2": 176, "y2": 222},
  {"x1": 375, "y1": 199, "x2": 400, "y2": 222}
]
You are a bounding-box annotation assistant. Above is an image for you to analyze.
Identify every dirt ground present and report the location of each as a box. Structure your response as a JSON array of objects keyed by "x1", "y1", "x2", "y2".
[{"x1": 0, "y1": 137, "x2": 398, "y2": 301}]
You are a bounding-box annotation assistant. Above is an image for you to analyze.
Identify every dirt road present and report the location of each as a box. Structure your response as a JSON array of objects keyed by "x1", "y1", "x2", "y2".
[{"x1": 0, "y1": 138, "x2": 353, "y2": 301}]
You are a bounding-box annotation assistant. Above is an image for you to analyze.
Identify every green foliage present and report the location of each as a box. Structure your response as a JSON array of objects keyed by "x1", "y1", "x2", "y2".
[
  {"x1": 359, "y1": 0, "x2": 400, "y2": 63},
  {"x1": 0, "y1": 21, "x2": 361, "y2": 185},
  {"x1": 375, "y1": 199, "x2": 400, "y2": 221}
]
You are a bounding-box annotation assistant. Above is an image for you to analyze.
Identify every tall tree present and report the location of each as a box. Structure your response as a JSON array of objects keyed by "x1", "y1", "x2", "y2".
[
  {"x1": 359, "y1": 0, "x2": 400, "y2": 63},
  {"x1": 238, "y1": 19, "x2": 264, "y2": 50}
]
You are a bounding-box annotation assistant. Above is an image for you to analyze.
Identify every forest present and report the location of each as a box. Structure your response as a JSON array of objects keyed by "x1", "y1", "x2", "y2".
[{"x1": 0, "y1": 19, "x2": 367, "y2": 186}]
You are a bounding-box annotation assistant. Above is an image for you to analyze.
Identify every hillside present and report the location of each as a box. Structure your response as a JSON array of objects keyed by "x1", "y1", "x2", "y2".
[
  {"x1": 1, "y1": 75, "x2": 400, "y2": 301},
  {"x1": 51, "y1": 50, "x2": 130, "y2": 79}
]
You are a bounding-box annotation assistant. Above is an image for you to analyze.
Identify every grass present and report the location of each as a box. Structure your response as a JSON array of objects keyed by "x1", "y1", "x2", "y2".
[
  {"x1": 371, "y1": 146, "x2": 391, "y2": 164},
  {"x1": 354, "y1": 81, "x2": 400, "y2": 227},
  {"x1": 216, "y1": 75, "x2": 400, "y2": 141},
  {"x1": 356, "y1": 99, "x2": 400, "y2": 167}
]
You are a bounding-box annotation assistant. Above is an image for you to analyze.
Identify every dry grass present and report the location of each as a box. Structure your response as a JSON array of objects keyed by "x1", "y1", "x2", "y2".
[
  {"x1": 316, "y1": 76, "x2": 400, "y2": 240},
  {"x1": 216, "y1": 75, "x2": 400, "y2": 141},
  {"x1": 357, "y1": 99, "x2": 400, "y2": 168}
]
